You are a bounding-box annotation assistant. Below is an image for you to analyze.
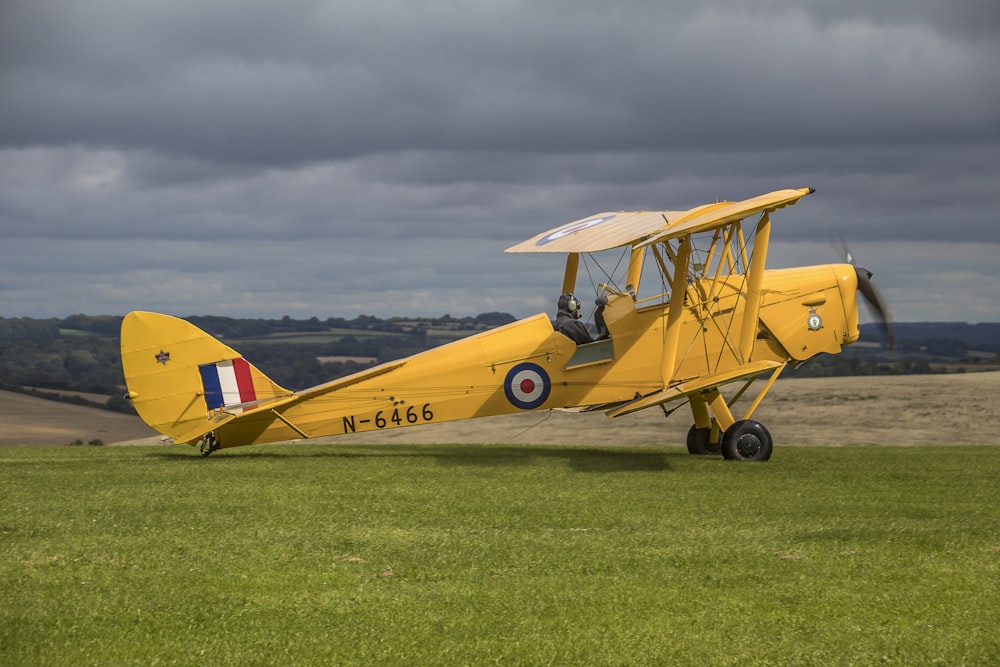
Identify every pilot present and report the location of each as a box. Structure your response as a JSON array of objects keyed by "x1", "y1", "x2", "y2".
[{"x1": 555, "y1": 293, "x2": 608, "y2": 344}]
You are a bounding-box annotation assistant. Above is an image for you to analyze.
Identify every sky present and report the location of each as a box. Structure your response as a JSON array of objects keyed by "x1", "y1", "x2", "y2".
[{"x1": 2, "y1": 0, "x2": 998, "y2": 323}]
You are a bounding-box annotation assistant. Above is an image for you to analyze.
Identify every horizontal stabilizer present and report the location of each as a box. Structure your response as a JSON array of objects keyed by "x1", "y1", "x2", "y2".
[{"x1": 170, "y1": 412, "x2": 238, "y2": 446}]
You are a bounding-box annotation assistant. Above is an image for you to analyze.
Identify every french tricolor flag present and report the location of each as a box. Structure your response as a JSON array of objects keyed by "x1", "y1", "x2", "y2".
[{"x1": 199, "y1": 358, "x2": 257, "y2": 411}]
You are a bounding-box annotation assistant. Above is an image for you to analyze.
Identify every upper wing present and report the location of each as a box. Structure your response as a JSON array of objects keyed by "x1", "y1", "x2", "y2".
[
  {"x1": 505, "y1": 210, "x2": 683, "y2": 254},
  {"x1": 505, "y1": 188, "x2": 813, "y2": 254},
  {"x1": 636, "y1": 187, "x2": 814, "y2": 248}
]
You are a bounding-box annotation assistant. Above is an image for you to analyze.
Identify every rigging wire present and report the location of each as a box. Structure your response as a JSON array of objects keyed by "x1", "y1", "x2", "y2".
[
  {"x1": 509, "y1": 409, "x2": 554, "y2": 441},
  {"x1": 579, "y1": 247, "x2": 630, "y2": 326}
]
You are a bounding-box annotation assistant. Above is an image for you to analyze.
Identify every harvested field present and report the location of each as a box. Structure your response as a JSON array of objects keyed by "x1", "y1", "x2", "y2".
[{"x1": 0, "y1": 390, "x2": 159, "y2": 446}]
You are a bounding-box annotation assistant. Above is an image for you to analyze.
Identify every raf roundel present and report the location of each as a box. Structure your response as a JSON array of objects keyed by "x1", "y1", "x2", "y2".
[
  {"x1": 503, "y1": 362, "x2": 551, "y2": 410},
  {"x1": 535, "y1": 214, "x2": 616, "y2": 246}
]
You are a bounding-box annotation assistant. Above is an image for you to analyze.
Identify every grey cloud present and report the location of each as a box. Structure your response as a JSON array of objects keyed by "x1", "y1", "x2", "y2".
[
  {"x1": 4, "y1": 1, "x2": 998, "y2": 164},
  {"x1": 0, "y1": 0, "x2": 997, "y2": 321}
]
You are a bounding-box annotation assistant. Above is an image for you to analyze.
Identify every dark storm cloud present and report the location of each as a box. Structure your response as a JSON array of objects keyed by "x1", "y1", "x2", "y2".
[
  {"x1": 1, "y1": 0, "x2": 998, "y2": 320},
  {"x1": 4, "y1": 1, "x2": 998, "y2": 162}
]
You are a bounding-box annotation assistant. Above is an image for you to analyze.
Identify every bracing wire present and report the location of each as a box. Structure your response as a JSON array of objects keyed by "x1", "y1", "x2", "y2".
[
  {"x1": 509, "y1": 409, "x2": 554, "y2": 441},
  {"x1": 579, "y1": 247, "x2": 631, "y2": 326}
]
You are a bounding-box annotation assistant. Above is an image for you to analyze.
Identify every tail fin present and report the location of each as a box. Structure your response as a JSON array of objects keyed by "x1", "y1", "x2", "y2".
[{"x1": 121, "y1": 311, "x2": 291, "y2": 444}]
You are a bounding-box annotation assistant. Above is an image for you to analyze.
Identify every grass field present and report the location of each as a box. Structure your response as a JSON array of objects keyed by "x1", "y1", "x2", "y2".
[{"x1": 2, "y1": 443, "x2": 998, "y2": 665}]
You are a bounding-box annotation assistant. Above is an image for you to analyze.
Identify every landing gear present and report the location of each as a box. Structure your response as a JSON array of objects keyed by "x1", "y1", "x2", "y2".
[
  {"x1": 721, "y1": 420, "x2": 773, "y2": 462},
  {"x1": 686, "y1": 421, "x2": 722, "y2": 455},
  {"x1": 198, "y1": 432, "x2": 219, "y2": 457},
  {"x1": 684, "y1": 367, "x2": 784, "y2": 462}
]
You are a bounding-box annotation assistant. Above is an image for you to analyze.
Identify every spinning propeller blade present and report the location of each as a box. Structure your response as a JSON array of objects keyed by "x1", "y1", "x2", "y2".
[
  {"x1": 854, "y1": 266, "x2": 894, "y2": 349},
  {"x1": 832, "y1": 224, "x2": 894, "y2": 348}
]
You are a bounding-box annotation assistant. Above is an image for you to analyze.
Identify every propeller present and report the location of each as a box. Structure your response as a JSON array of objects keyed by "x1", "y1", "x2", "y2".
[
  {"x1": 831, "y1": 226, "x2": 894, "y2": 349},
  {"x1": 854, "y1": 265, "x2": 894, "y2": 349}
]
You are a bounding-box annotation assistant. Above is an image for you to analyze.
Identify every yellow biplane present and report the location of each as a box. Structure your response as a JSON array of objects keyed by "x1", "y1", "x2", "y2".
[{"x1": 121, "y1": 187, "x2": 890, "y2": 460}]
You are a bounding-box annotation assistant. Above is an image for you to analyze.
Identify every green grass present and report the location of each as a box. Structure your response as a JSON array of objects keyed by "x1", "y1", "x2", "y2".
[{"x1": 2, "y1": 444, "x2": 998, "y2": 665}]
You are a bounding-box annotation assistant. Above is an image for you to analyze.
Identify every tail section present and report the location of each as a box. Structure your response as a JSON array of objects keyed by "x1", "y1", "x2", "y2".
[{"x1": 121, "y1": 311, "x2": 291, "y2": 445}]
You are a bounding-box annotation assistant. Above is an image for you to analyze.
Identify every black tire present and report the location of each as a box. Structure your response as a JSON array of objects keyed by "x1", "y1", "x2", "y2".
[
  {"x1": 198, "y1": 433, "x2": 218, "y2": 457},
  {"x1": 686, "y1": 422, "x2": 722, "y2": 455},
  {"x1": 721, "y1": 420, "x2": 773, "y2": 462}
]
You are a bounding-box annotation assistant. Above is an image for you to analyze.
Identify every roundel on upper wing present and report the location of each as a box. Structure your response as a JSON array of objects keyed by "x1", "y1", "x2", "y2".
[
  {"x1": 503, "y1": 362, "x2": 551, "y2": 410},
  {"x1": 535, "y1": 214, "x2": 617, "y2": 246}
]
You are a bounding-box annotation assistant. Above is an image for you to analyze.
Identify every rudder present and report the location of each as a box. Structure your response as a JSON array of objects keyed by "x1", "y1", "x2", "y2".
[{"x1": 120, "y1": 311, "x2": 291, "y2": 444}]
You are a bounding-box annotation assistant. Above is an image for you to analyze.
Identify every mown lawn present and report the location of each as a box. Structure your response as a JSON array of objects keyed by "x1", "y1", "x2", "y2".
[{"x1": 2, "y1": 443, "x2": 998, "y2": 665}]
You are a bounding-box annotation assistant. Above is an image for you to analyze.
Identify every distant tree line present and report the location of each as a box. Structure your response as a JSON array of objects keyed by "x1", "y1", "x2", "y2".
[
  {"x1": 0, "y1": 317, "x2": 62, "y2": 339},
  {"x1": 786, "y1": 354, "x2": 939, "y2": 378},
  {"x1": 0, "y1": 336, "x2": 126, "y2": 393},
  {"x1": 859, "y1": 322, "x2": 1000, "y2": 353}
]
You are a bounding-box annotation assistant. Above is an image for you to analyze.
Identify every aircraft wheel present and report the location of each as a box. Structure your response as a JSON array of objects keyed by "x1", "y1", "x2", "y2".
[
  {"x1": 721, "y1": 420, "x2": 772, "y2": 462},
  {"x1": 198, "y1": 433, "x2": 218, "y2": 457},
  {"x1": 686, "y1": 422, "x2": 722, "y2": 455}
]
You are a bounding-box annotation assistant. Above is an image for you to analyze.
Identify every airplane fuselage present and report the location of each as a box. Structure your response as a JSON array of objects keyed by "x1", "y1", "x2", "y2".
[{"x1": 206, "y1": 263, "x2": 861, "y2": 447}]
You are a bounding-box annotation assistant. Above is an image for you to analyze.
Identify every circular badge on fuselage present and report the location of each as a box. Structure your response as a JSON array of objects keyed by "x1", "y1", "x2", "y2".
[{"x1": 504, "y1": 362, "x2": 551, "y2": 410}]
